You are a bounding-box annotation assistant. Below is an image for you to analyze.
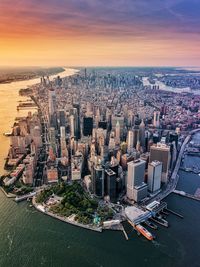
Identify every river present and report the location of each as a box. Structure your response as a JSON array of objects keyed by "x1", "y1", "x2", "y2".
[{"x1": 0, "y1": 70, "x2": 200, "y2": 267}]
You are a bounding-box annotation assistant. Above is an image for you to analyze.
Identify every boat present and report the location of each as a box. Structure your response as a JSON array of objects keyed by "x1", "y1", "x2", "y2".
[
  {"x1": 135, "y1": 224, "x2": 154, "y2": 241},
  {"x1": 144, "y1": 220, "x2": 158, "y2": 230},
  {"x1": 150, "y1": 215, "x2": 169, "y2": 227},
  {"x1": 3, "y1": 132, "x2": 12, "y2": 136}
]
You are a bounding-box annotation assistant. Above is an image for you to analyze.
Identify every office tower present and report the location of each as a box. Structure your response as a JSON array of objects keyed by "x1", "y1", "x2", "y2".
[
  {"x1": 112, "y1": 115, "x2": 124, "y2": 136},
  {"x1": 98, "y1": 121, "x2": 107, "y2": 130},
  {"x1": 71, "y1": 152, "x2": 83, "y2": 180},
  {"x1": 110, "y1": 156, "x2": 119, "y2": 176},
  {"x1": 133, "y1": 126, "x2": 139, "y2": 148},
  {"x1": 73, "y1": 103, "x2": 81, "y2": 139},
  {"x1": 83, "y1": 117, "x2": 93, "y2": 136},
  {"x1": 127, "y1": 159, "x2": 145, "y2": 188},
  {"x1": 127, "y1": 130, "x2": 133, "y2": 153},
  {"x1": 132, "y1": 184, "x2": 148, "y2": 203},
  {"x1": 93, "y1": 164, "x2": 104, "y2": 197},
  {"x1": 169, "y1": 132, "x2": 178, "y2": 148},
  {"x1": 115, "y1": 120, "x2": 120, "y2": 145},
  {"x1": 127, "y1": 110, "x2": 133, "y2": 127},
  {"x1": 48, "y1": 88, "x2": 57, "y2": 127},
  {"x1": 60, "y1": 126, "x2": 68, "y2": 158},
  {"x1": 139, "y1": 119, "x2": 145, "y2": 148},
  {"x1": 153, "y1": 111, "x2": 160, "y2": 128},
  {"x1": 10, "y1": 135, "x2": 26, "y2": 154},
  {"x1": 126, "y1": 159, "x2": 146, "y2": 201},
  {"x1": 70, "y1": 115, "x2": 75, "y2": 137},
  {"x1": 49, "y1": 127, "x2": 57, "y2": 155},
  {"x1": 108, "y1": 132, "x2": 115, "y2": 150},
  {"x1": 23, "y1": 156, "x2": 35, "y2": 185},
  {"x1": 47, "y1": 167, "x2": 58, "y2": 183},
  {"x1": 70, "y1": 107, "x2": 79, "y2": 140},
  {"x1": 153, "y1": 133, "x2": 159, "y2": 144},
  {"x1": 149, "y1": 143, "x2": 171, "y2": 183},
  {"x1": 59, "y1": 110, "x2": 66, "y2": 127},
  {"x1": 32, "y1": 126, "x2": 42, "y2": 149},
  {"x1": 48, "y1": 89, "x2": 56, "y2": 116},
  {"x1": 147, "y1": 161, "x2": 162, "y2": 193},
  {"x1": 171, "y1": 141, "x2": 177, "y2": 169},
  {"x1": 105, "y1": 169, "x2": 117, "y2": 202}
]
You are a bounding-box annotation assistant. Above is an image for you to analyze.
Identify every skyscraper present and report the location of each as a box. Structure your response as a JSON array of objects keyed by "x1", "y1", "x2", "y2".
[
  {"x1": 115, "y1": 120, "x2": 120, "y2": 145},
  {"x1": 147, "y1": 161, "x2": 162, "y2": 193},
  {"x1": 127, "y1": 130, "x2": 133, "y2": 153},
  {"x1": 93, "y1": 165, "x2": 105, "y2": 197},
  {"x1": 149, "y1": 143, "x2": 171, "y2": 183},
  {"x1": 139, "y1": 119, "x2": 145, "y2": 148},
  {"x1": 126, "y1": 159, "x2": 146, "y2": 200},
  {"x1": 105, "y1": 169, "x2": 117, "y2": 202},
  {"x1": 153, "y1": 111, "x2": 160, "y2": 128},
  {"x1": 83, "y1": 117, "x2": 93, "y2": 136}
]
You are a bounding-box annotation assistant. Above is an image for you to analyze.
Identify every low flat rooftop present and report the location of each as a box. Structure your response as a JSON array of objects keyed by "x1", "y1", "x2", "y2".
[{"x1": 125, "y1": 206, "x2": 151, "y2": 224}]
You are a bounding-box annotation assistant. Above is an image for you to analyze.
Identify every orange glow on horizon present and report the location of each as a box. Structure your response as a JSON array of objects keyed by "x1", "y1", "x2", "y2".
[{"x1": 0, "y1": 0, "x2": 200, "y2": 67}]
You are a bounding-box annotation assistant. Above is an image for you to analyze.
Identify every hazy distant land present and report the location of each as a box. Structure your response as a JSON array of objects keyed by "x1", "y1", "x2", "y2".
[{"x1": 0, "y1": 67, "x2": 65, "y2": 84}]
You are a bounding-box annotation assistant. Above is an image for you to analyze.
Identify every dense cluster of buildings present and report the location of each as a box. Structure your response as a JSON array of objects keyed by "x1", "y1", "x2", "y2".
[{"x1": 3, "y1": 68, "x2": 200, "y2": 205}]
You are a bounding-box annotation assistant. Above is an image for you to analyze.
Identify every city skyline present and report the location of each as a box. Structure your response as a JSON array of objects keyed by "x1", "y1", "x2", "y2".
[{"x1": 0, "y1": 0, "x2": 200, "y2": 67}]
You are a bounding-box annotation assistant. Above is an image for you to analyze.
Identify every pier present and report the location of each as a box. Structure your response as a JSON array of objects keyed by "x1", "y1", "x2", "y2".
[
  {"x1": 173, "y1": 190, "x2": 200, "y2": 202},
  {"x1": 165, "y1": 208, "x2": 183, "y2": 219}
]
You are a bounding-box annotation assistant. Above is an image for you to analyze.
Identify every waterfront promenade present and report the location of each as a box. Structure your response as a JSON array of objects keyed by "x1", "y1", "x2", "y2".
[
  {"x1": 32, "y1": 196, "x2": 103, "y2": 233},
  {"x1": 145, "y1": 128, "x2": 200, "y2": 205}
]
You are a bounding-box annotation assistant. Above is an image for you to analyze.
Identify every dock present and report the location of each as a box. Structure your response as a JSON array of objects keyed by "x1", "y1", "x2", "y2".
[
  {"x1": 173, "y1": 190, "x2": 200, "y2": 202},
  {"x1": 150, "y1": 217, "x2": 168, "y2": 228},
  {"x1": 121, "y1": 225, "x2": 129, "y2": 240},
  {"x1": 15, "y1": 192, "x2": 36, "y2": 202},
  {"x1": 165, "y1": 208, "x2": 183, "y2": 219}
]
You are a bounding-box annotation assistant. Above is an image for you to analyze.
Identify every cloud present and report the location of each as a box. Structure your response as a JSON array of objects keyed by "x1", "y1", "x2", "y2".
[{"x1": 0, "y1": 0, "x2": 200, "y2": 40}]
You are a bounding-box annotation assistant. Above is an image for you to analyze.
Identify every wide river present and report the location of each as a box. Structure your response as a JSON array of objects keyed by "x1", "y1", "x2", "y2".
[{"x1": 0, "y1": 70, "x2": 200, "y2": 267}]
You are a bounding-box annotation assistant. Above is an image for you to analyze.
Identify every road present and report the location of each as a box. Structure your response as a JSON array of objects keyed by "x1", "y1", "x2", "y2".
[{"x1": 145, "y1": 128, "x2": 200, "y2": 205}]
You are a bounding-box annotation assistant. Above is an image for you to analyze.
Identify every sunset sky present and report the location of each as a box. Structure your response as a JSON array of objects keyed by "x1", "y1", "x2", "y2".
[{"x1": 0, "y1": 0, "x2": 200, "y2": 67}]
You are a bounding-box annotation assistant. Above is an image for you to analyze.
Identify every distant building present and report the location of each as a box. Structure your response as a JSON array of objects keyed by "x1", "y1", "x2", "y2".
[{"x1": 153, "y1": 111, "x2": 160, "y2": 128}]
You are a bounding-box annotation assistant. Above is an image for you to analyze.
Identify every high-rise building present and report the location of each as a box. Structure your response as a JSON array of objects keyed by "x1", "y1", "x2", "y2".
[
  {"x1": 70, "y1": 107, "x2": 79, "y2": 140},
  {"x1": 147, "y1": 161, "x2": 162, "y2": 193},
  {"x1": 83, "y1": 117, "x2": 93, "y2": 136},
  {"x1": 127, "y1": 130, "x2": 133, "y2": 153},
  {"x1": 153, "y1": 111, "x2": 160, "y2": 128},
  {"x1": 126, "y1": 159, "x2": 146, "y2": 200},
  {"x1": 115, "y1": 120, "x2": 120, "y2": 145},
  {"x1": 32, "y1": 126, "x2": 42, "y2": 149},
  {"x1": 149, "y1": 143, "x2": 171, "y2": 183},
  {"x1": 139, "y1": 119, "x2": 145, "y2": 148},
  {"x1": 93, "y1": 165, "x2": 104, "y2": 197},
  {"x1": 105, "y1": 169, "x2": 117, "y2": 202},
  {"x1": 47, "y1": 167, "x2": 58, "y2": 183},
  {"x1": 73, "y1": 103, "x2": 81, "y2": 139}
]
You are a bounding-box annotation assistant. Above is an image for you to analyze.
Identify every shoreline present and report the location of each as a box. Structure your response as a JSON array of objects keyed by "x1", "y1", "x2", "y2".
[
  {"x1": 32, "y1": 196, "x2": 103, "y2": 233},
  {"x1": 0, "y1": 186, "x2": 16, "y2": 198},
  {"x1": 0, "y1": 67, "x2": 65, "y2": 85}
]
